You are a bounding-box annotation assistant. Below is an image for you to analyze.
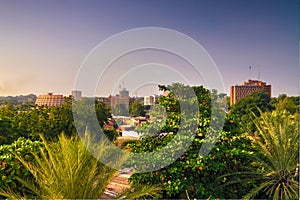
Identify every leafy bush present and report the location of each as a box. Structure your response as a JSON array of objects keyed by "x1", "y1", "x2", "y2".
[
  {"x1": 128, "y1": 84, "x2": 258, "y2": 199},
  {"x1": 129, "y1": 127, "x2": 257, "y2": 199},
  {"x1": 104, "y1": 129, "x2": 119, "y2": 142},
  {"x1": 0, "y1": 137, "x2": 43, "y2": 198}
]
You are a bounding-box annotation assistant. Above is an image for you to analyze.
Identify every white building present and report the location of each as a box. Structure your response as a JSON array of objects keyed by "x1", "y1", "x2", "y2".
[{"x1": 144, "y1": 95, "x2": 155, "y2": 106}]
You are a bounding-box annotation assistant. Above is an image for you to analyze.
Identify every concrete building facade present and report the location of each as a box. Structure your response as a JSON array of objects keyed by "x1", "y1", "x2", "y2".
[
  {"x1": 230, "y1": 79, "x2": 271, "y2": 105},
  {"x1": 100, "y1": 88, "x2": 132, "y2": 109},
  {"x1": 35, "y1": 93, "x2": 65, "y2": 107}
]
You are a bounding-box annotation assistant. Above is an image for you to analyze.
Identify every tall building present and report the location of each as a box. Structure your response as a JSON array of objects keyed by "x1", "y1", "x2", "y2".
[
  {"x1": 230, "y1": 79, "x2": 271, "y2": 105},
  {"x1": 119, "y1": 88, "x2": 129, "y2": 97},
  {"x1": 100, "y1": 87, "x2": 133, "y2": 109},
  {"x1": 71, "y1": 90, "x2": 82, "y2": 100},
  {"x1": 111, "y1": 95, "x2": 131, "y2": 108},
  {"x1": 35, "y1": 93, "x2": 65, "y2": 107}
]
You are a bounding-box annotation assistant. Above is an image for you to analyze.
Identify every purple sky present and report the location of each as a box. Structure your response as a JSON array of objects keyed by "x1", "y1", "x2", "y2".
[{"x1": 0, "y1": 0, "x2": 298, "y2": 97}]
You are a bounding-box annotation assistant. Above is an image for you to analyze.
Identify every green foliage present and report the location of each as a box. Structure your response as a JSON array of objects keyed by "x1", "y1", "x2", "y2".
[
  {"x1": 0, "y1": 98, "x2": 111, "y2": 144},
  {"x1": 0, "y1": 133, "x2": 162, "y2": 199},
  {"x1": 72, "y1": 98, "x2": 111, "y2": 135},
  {"x1": 0, "y1": 94, "x2": 36, "y2": 106},
  {"x1": 128, "y1": 84, "x2": 256, "y2": 199},
  {"x1": 129, "y1": 101, "x2": 145, "y2": 117},
  {"x1": 270, "y1": 94, "x2": 299, "y2": 114},
  {"x1": 0, "y1": 103, "x2": 75, "y2": 144},
  {"x1": 95, "y1": 98, "x2": 112, "y2": 127},
  {"x1": 129, "y1": 119, "x2": 256, "y2": 199},
  {"x1": 0, "y1": 138, "x2": 43, "y2": 198},
  {"x1": 243, "y1": 110, "x2": 299, "y2": 199},
  {"x1": 103, "y1": 129, "x2": 118, "y2": 142},
  {"x1": 116, "y1": 184, "x2": 162, "y2": 199},
  {"x1": 229, "y1": 90, "x2": 273, "y2": 133},
  {"x1": 120, "y1": 139, "x2": 138, "y2": 148},
  {"x1": 113, "y1": 103, "x2": 129, "y2": 116}
]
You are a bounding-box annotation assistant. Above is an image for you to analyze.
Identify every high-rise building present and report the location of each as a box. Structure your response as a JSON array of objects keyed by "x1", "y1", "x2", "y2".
[
  {"x1": 35, "y1": 93, "x2": 65, "y2": 107},
  {"x1": 230, "y1": 79, "x2": 271, "y2": 105},
  {"x1": 119, "y1": 88, "x2": 129, "y2": 97},
  {"x1": 100, "y1": 88, "x2": 133, "y2": 109},
  {"x1": 71, "y1": 90, "x2": 82, "y2": 100},
  {"x1": 111, "y1": 95, "x2": 131, "y2": 108}
]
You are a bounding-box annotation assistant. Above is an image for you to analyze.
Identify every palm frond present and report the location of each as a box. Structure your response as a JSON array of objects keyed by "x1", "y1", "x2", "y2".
[
  {"x1": 246, "y1": 110, "x2": 299, "y2": 199},
  {"x1": 3, "y1": 132, "x2": 162, "y2": 199},
  {"x1": 116, "y1": 184, "x2": 163, "y2": 199}
]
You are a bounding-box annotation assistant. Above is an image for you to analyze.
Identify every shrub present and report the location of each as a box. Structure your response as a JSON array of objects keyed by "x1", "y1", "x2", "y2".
[
  {"x1": 129, "y1": 128, "x2": 257, "y2": 199},
  {"x1": 0, "y1": 137, "x2": 43, "y2": 198}
]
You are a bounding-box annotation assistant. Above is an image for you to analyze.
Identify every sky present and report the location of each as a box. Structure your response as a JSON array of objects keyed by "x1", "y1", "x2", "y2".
[{"x1": 0, "y1": 0, "x2": 298, "y2": 97}]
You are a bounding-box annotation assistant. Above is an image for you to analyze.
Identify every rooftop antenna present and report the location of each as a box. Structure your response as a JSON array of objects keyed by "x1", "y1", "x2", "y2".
[
  {"x1": 248, "y1": 66, "x2": 252, "y2": 80},
  {"x1": 258, "y1": 65, "x2": 261, "y2": 80}
]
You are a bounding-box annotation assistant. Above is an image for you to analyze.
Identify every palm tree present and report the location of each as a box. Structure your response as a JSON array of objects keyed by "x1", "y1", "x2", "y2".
[
  {"x1": 243, "y1": 110, "x2": 299, "y2": 199},
  {"x1": 0, "y1": 133, "x2": 161, "y2": 199}
]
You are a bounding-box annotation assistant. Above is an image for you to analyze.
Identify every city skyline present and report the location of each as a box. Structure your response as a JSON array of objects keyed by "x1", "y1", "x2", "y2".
[{"x1": 0, "y1": 0, "x2": 298, "y2": 97}]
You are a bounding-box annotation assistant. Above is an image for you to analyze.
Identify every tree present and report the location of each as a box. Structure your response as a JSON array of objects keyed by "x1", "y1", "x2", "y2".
[
  {"x1": 129, "y1": 101, "x2": 145, "y2": 117},
  {"x1": 270, "y1": 94, "x2": 298, "y2": 114},
  {"x1": 0, "y1": 97, "x2": 112, "y2": 145},
  {"x1": 128, "y1": 84, "x2": 257, "y2": 199},
  {"x1": 0, "y1": 133, "x2": 162, "y2": 199},
  {"x1": 229, "y1": 90, "x2": 273, "y2": 133},
  {"x1": 243, "y1": 110, "x2": 299, "y2": 199},
  {"x1": 112, "y1": 104, "x2": 129, "y2": 116}
]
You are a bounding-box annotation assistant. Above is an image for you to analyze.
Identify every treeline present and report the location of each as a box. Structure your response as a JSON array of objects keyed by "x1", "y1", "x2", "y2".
[
  {"x1": 0, "y1": 98, "x2": 111, "y2": 145},
  {"x1": 0, "y1": 84, "x2": 298, "y2": 199},
  {"x1": 0, "y1": 94, "x2": 36, "y2": 106}
]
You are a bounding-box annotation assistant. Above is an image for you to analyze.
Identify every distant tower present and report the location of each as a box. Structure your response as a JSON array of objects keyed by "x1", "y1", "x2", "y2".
[
  {"x1": 119, "y1": 88, "x2": 129, "y2": 97},
  {"x1": 248, "y1": 66, "x2": 252, "y2": 80},
  {"x1": 230, "y1": 79, "x2": 271, "y2": 105},
  {"x1": 71, "y1": 90, "x2": 82, "y2": 100}
]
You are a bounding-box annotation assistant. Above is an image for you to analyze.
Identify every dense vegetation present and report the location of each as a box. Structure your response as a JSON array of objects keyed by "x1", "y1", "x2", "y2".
[
  {"x1": 244, "y1": 110, "x2": 299, "y2": 199},
  {"x1": 0, "y1": 94, "x2": 36, "y2": 106},
  {"x1": 0, "y1": 138, "x2": 43, "y2": 197},
  {"x1": 128, "y1": 84, "x2": 257, "y2": 198},
  {"x1": 128, "y1": 84, "x2": 299, "y2": 199},
  {"x1": 0, "y1": 98, "x2": 110, "y2": 145},
  {"x1": 0, "y1": 134, "x2": 161, "y2": 199},
  {"x1": 0, "y1": 85, "x2": 298, "y2": 199}
]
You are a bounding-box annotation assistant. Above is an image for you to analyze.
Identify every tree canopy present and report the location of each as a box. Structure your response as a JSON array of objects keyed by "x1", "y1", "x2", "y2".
[
  {"x1": 128, "y1": 84, "x2": 257, "y2": 199},
  {"x1": 0, "y1": 98, "x2": 111, "y2": 145},
  {"x1": 229, "y1": 90, "x2": 273, "y2": 133},
  {"x1": 129, "y1": 101, "x2": 145, "y2": 117}
]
